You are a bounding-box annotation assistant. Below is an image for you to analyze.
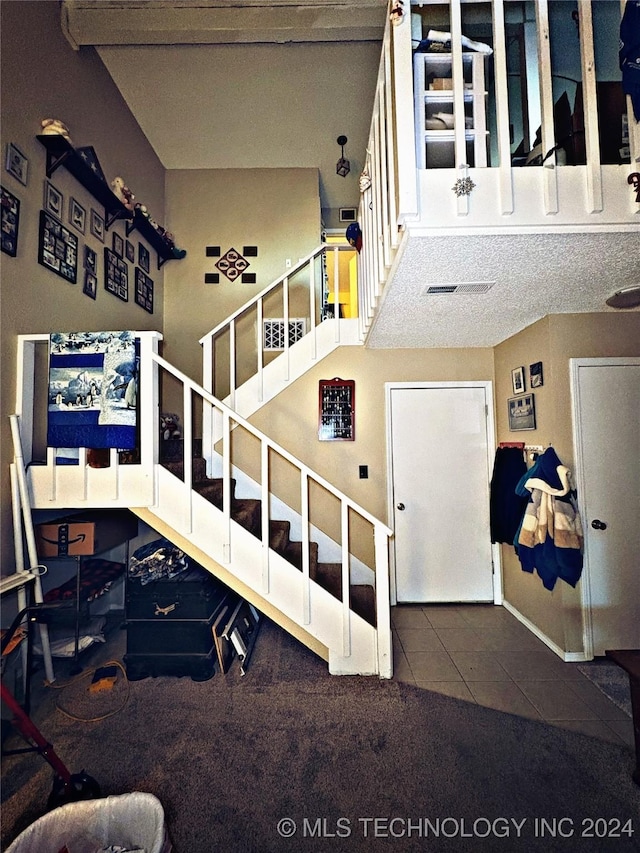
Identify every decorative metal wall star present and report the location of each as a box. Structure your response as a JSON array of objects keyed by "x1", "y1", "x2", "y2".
[{"x1": 452, "y1": 177, "x2": 476, "y2": 197}]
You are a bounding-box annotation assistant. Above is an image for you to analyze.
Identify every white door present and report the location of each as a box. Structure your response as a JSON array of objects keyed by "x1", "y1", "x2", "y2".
[
  {"x1": 571, "y1": 358, "x2": 640, "y2": 656},
  {"x1": 388, "y1": 383, "x2": 495, "y2": 603}
]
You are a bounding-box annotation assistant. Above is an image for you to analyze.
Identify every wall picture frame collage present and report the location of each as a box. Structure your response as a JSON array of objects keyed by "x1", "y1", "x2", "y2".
[
  {"x1": 38, "y1": 209, "x2": 78, "y2": 283},
  {"x1": 1, "y1": 185, "x2": 20, "y2": 257}
]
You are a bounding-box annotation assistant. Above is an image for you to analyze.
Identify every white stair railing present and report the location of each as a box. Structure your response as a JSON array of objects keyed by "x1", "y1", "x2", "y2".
[{"x1": 151, "y1": 349, "x2": 393, "y2": 677}]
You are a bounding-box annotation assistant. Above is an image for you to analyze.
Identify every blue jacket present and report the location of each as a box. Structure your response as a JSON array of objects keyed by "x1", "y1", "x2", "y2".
[{"x1": 514, "y1": 448, "x2": 584, "y2": 591}]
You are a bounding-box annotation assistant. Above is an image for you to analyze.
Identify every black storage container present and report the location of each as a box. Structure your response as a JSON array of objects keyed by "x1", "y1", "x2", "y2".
[{"x1": 125, "y1": 543, "x2": 229, "y2": 681}]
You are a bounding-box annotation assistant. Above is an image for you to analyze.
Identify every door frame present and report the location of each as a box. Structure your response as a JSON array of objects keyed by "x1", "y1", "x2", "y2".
[
  {"x1": 385, "y1": 381, "x2": 501, "y2": 606},
  {"x1": 570, "y1": 356, "x2": 640, "y2": 659}
]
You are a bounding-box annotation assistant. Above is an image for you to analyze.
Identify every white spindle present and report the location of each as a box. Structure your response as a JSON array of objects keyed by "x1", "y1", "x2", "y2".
[
  {"x1": 261, "y1": 440, "x2": 270, "y2": 593},
  {"x1": 257, "y1": 296, "x2": 264, "y2": 402},
  {"x1": 332, "y1": 248, "x2": 340, "y2": 341},
  {"x1": 451, "y1": 0, "x2": 469, "y2": 218},
  {"x1": 492, "y1": 0, "x2": 514, "y2": 214},
  {"x1": 183, "y1": 382, "x2": 193, "y2": 533},
  {"x1": 201, "y1": 334, "x2": 214, "y2": 475},
  {"x1": 283, "y1": 276, "x2": 290, "y2": 380},
  {"x1": 535, "y1": 0, "x2": 559, "y2": 215},
  {"x1": 222, "y1": 409, "x2": 231, "y2": 563},
  {"x1": 578, "y1": 0, "x2": 603, "y2": 213},
  {"x1": 229, "y1": 319, "x2": 236, "y2": 409},
  {"x1": 374, "y1": 523, "x2": 392, "y2": 678},
  {"x1": 301, "y1": 471, "x2": 311, "y2": 625},
  {"x1": 309, "y1": 259, "x2": 317, "y2": 360},
  {"x1": 341, "y1": 500, "x2": 351, "y2": 657}
]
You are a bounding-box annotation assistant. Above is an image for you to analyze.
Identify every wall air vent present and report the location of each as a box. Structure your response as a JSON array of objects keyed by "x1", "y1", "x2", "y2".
[
  {"x1": 423, "y1": 281, "x2": 495, "y2": 296},
  {"x1": 263, "y1": 318, "x2": 306, "y2": 351}
]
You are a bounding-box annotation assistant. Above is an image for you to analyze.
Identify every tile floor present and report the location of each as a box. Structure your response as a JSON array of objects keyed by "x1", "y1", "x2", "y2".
[{"x1": 391, "y1": 603, "x2": 635, "y2": 749}]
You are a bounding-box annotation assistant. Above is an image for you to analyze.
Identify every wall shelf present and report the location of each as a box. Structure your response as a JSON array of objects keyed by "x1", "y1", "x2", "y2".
[
  {"x1": 36, "y1": 135, "x2": 130, "y2": 229},
  {"x1": 125, "y1": 208, "x2": 180, "y2": 270}
]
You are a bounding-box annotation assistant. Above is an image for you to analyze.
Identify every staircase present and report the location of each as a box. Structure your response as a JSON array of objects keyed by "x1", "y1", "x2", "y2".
[
  {"x1": 160, "y1": 443, "x2": 377, "y2": 627},
  {"x1": 16, "y1": 332, "x2": 393, "y2": 677}
]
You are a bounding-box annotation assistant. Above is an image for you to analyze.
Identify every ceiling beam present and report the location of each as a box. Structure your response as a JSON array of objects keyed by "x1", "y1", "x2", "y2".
[{"x1": 61, "y1": 0, "x2": 388, "y2": 49}]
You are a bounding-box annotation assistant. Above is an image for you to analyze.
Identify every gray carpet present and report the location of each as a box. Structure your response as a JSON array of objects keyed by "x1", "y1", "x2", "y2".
[
  {"x1": 2, "y1": 620, "x2": 639, "y2": 852},
  {"x1": 577, "y1": 662, "x2": 633, "y2": 718}
]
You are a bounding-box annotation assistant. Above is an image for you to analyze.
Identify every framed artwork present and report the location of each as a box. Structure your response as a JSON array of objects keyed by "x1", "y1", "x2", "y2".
[
  {"x1": 104, "y1": 246, "x2": 128, "y2": 301},
  {"x1": 511, "y1": 366, "x2": 525, "y2": 395},
  {"x1": 135, "y1": 267, "x2": 154, "y2": 314},
  {"x1": 1, "y1": 185, "x2": 20, "y2": 257},
  {"x1": 530, "y1": 361, "x2": 544, "y2": 388},
  {"x1": 68, "y1": 197, "x2": 86, "y2": 234},
  {"x1": 90, "y1": 208, "x2": 105, "y2": 243},
  {"x1": 83, "y1": 270, "x2": 98, "y2": 300},
  {"x1": 508, "y1": 393, "x2": 536, "y2": 431},
  {"x1": 5, "y1": 142, "x2": 28, "y2": 186},
  {"x1": 125, "y1": 239, "x2": 135, "y2": 263},
  {"x1": 43, "y1": 180, "x2": 63, "y2": 219},
  {"x1": 138, "y1": 242, "x2": 150, "y2": 273},
  {"x1": 38, "y1": 209, "x2": 78, "y2": 283},
  {"x1": 84, "y1": 245, "x2": 97, "y2": 273},
  {"x1": 318, "y1": 377, "x2": 355, "y2": 441},
  {"x1": 112, "y1": 231, "x2": 124, "y2": 258}
]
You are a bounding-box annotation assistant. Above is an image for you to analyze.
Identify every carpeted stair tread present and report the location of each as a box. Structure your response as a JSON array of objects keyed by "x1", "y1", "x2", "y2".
[
  {"x1": 161, "y1": 454, "x2": 377, "y2": 626},
  {"x1": 351, "y1": 584, "x2": 376, "y2": 627}
]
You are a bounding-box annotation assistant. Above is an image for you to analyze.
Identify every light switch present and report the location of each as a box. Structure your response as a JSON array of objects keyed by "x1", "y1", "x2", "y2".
[{"x1": 359, "y1": 465, "x2": 368, "y2": 479}]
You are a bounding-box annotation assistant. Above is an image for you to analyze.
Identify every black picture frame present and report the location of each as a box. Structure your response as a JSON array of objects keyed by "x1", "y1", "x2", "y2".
[
  {"x1": 318, "y1": 378, "x2": 355, "y2": 441},
  {"x1": 38, "y1": 209, "x2": 78, "y2": 283},
  {"x1": 1, "y1": 185, "x2": 20, "y2": 257},
  {"x1": 508, "y1": 393, "x2": 536, "y2": 431},
  {"x1": 511, "y1": 366, "x2": 526, "y2": 395},
  {"x1": 68, "y1": 197, "x2": 86, "y2": 234},
  {"x1": 112, "y1": 231, "x2": 124, "y2": 258},
  {"x1": 138, "y1": 242, "x2": 150, "y2": 273},
  {"x1": 135, "y1": 267, "x2": 154, "y2": 314},
  {"x1": 5, "y1": 142, "x2": 28, "y2": 186},
  {"x1": 43, "y1": 179, "x2": 63, "y2": 219},
  {"x1": 83, "y1": 269, "x2": 98, "y2": 300},
  {"x1": 104, "y1": 246, "x2": 128, "y2": 301},
  {"x1": 90, "y1": 208, "x2": 104, "y2": 243},
  {"x1": 84, "y1": 244, "x2": 97, "y2": 273},
  {"x1": 125, "y1": 239, "x2": 135, "y2": 263},
  {"x1": 530, "y1": 361, "x2": 544, "y2": 388}
]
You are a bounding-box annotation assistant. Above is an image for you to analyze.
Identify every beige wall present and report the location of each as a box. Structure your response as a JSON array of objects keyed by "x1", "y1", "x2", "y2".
[
  {"x1": 0, "y1": 1, "x2": 166, "y2": 571},
  {"x1": 162, "y1": 168, "x2": 322, "y2": 390},
  {"x1": 246, "y1": 346, "x2": 495, "y2": 563},
  {"x1": 494, "y1": 312, "x2": 640, "y2": 652}
]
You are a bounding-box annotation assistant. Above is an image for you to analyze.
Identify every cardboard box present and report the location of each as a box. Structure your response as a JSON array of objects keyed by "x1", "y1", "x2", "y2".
[
  {"x1": 431, "y1": 77, "x2": 452, "y2": 90},
  {"x1": 35, "y1": 510, "x2": 138, "y2": 558}
]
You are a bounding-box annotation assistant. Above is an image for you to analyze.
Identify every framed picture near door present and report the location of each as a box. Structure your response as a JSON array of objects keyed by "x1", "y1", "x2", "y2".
[{"x1": 508, "y1": 393, "x2": 536, "y2": 431}]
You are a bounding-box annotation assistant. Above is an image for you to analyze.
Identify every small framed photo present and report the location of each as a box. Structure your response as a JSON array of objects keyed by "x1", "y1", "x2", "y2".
[
  {"x1": 1, "y1": 185, "x2": 20, "y2": 257},
  {"x1": 125, "y1": 239, "x2": 135, "y2": 263},
  {"x1": 68, "y1": 197, "x2": 86, "y2": 234},
  {"x1": 84, "y1": 244, "x2": 97, "y2": 273},
  {"x1": 511, "y1": 366, "x2": 526, "y2": 395},
  {"x1": 104, "y1": 246, "x2": 128, "y2": 301},
  {"x1": 508, "y1": 393, "x2": 536, "y2": 431},
  {"x1": 112, "y1": 231, "x2": 124, "y2": 258},
  {"x1": 530, "y1": 361, "x2": 543, "y2": 388},
  {"x1": 90, "y1": 208, "x2": 105, "y2": 243},
  {"x1": 83, "y1": 269, "x2": 98, "y2": 300},
  {"x1": 135, "y1": 267, "x2": 154, "y2": 314},
  {"x1": 5, "y1": 142, "x2": 28, "y2": 186},
  {"x1": 43, "y1": 180, "x2": 63, "y2": 218},
  {"x1": 138, "y1": 242, "x2": 150, "y2": 273}
]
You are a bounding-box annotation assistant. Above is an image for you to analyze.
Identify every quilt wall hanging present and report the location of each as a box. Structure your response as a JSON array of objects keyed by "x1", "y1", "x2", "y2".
[{"x1": 48, "y1": 331, "x2": 138, "y2": 450}]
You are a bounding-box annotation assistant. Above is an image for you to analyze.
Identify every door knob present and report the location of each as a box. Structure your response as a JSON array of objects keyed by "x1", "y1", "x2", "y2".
[
  {"x1": 396, "y1": 503, "x2": 405, "y2": 511},
  {"x1": 591, "y1": 519, "x2": 607, "y2": 530}
]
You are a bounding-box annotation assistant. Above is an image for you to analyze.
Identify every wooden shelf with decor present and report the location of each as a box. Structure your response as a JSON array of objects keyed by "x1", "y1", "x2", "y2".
[
  {"x1": 36, "y1": 135, "x2": 131, "y2": 229},
  {"x1": 125, "y1": 207, "x2": 183, "y2": 270}
]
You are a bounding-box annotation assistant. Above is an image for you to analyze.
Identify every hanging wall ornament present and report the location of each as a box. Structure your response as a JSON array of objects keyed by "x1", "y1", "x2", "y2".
[
  {"x1": 359, "y1": 168, "x2": 371, "y2": 193},
  {"x1": 628, "y1": 172, "x2": 640, "y2": 204},
  {"x1": 452, "y1": 176, "x2": 476, "y2": 197}
]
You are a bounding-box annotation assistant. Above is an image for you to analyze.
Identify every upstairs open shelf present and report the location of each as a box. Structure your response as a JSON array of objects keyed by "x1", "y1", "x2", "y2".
[{"x1": 36, "y1": 134, "x2": 130, "y2": 229}]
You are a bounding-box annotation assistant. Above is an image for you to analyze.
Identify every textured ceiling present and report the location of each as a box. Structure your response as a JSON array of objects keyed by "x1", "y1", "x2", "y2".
[
  {"x1": 367, "y1": 232, "x2": 640, "y2": 348},
  {"x1": 63, "y1": 1, "x2": 639, "y2": 348}
]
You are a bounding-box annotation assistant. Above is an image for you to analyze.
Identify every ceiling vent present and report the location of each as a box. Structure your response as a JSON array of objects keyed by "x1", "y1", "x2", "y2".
[{"x1": 423, "y1": 281, "x2": 495, "y2": 296}]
